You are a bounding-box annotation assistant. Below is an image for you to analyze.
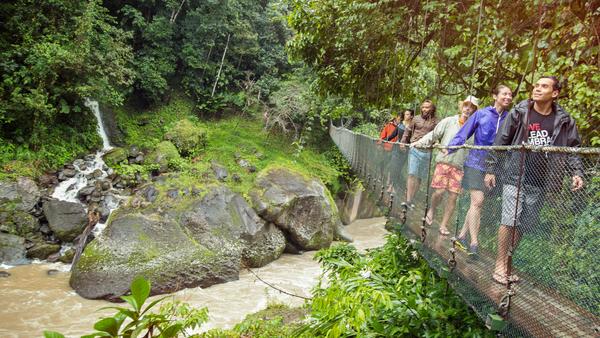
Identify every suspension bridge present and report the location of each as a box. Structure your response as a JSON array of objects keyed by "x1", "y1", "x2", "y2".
[{"x1": 330, "y1": 124, "x2": 600, "y2": 337}]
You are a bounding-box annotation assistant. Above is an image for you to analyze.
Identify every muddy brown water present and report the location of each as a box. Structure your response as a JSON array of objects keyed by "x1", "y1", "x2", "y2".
[{"x1": 0, "y1": 217, "x2": 387, "y2": 337}]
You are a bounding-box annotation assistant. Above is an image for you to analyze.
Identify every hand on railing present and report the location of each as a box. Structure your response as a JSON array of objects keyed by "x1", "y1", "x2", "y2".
[
  {"x1": 571, "y1": 175, "x2": 584, "y2": 191},
  {"x1": 484, "y1": 174, "x2": 496, "y2": 190}
]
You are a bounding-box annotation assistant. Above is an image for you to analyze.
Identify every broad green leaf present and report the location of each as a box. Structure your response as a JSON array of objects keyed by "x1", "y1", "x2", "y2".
[
  {"x1": 159, "y1": 323, "x2": 183, "y2": 338},
  {"x1": 93, "y1": 317, "x2": 119, "y2": 336},
  {"x1": 43, "y1": 331, "x2": 65, "y2": 338},
  {"x1": 120, "y1": 295, "x2": 139, "y2": 312},
  {"x1": 130, "y1": 276, "x2": 151, "y2": 309}
]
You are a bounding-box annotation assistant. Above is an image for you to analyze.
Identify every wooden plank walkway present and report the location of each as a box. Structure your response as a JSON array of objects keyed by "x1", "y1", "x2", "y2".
[{"x1": 397, "y1": 207, "x2": 600, "y2": 337}]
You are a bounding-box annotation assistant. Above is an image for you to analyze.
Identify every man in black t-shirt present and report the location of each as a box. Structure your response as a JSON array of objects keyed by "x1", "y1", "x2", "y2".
[{"x1": 484, "y1": 76, "x2": 584, "y2": 285}]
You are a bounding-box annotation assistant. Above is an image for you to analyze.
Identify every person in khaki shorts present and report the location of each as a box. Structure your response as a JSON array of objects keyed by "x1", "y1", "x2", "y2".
[
  {"x1": 485, "y1": 76, "x2": 584, "y2": 285},
  {"x1": 413, "y1": 96, "x2": 478, "y2": 235}
]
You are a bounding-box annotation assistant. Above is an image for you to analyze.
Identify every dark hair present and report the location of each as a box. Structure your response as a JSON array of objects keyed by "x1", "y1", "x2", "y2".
[
  {"x1": 492, "y1": 84, "x2": 511, "y2": 95},
  {"x1": 404, "y1": 109, "x2": 415, "y2": 117},
  {"x1": 422, "y1": 100, "x2": 436, "y2": 115},
  {"x1": 540, "y1": 76, "x2": 562, "y2": 92}
]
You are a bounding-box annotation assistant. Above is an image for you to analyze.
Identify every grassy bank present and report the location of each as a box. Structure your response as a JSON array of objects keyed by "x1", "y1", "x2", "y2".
[{"x1": 0, "y1": 95, "x2": 343, "y2": 197}]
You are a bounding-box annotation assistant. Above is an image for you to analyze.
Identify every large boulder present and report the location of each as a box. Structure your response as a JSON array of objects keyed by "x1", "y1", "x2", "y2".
[
  {"x1": 0, "y1": 233, "x2": 27, "y2": 265},
  {"x1": 0, "y1": 177, "x2": 40, "y2": 212},
  {"x1": 42, "y1": 199, "x2": 87, "y2": 242},
  {"x1": 70, "y1": 184, "x2": 285, "y2": 300},
  {"x1": 250, "y1": 166, "x2": 339, "y2": 250},
  {"x1": 164, "y1": 119, "x2": 207, "y2": 156},
  {"x1": 144, "y1": 141, "x2": 181, "y2": 172}
]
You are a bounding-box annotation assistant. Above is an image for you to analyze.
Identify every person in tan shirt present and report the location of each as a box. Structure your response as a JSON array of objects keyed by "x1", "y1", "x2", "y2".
[{"x1": 400, "y1": 100, "x2": 438, "y2": 207}]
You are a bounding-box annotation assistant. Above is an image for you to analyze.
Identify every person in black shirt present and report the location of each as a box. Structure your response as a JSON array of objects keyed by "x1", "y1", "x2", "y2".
[{"x1": 484, "y1": 76, "x2": 584, "y2": 285}]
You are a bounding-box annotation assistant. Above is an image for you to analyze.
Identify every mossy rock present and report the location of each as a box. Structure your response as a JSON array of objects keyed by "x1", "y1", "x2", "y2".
[
  {"x1": 144, "y1": 141, "x2": 181, "y2": 172},
  {"x1": 0, "y1": 233, "x2": 27, "y2": 264},
  {"x1": 0, "y1": 208, "x2": 39, "y2": 237},
  {"x1": 58, "y1": 248, "x2": 75, "y2": 264},
  {"x1": 250, "y1": 166, "x2": 338, "y2": 250},
  {"x1": 164, "y1": 119, "x2": 207, "y2": 156},
  {"x1": 27, "y1": 243, "x2": 61, "y2": 260},
  {"x1": 102, "y1": 147, "x2": 129, "y2": 167},
  {"x1": 70, "y1": 184, "x2": 283, "y2": 300}
]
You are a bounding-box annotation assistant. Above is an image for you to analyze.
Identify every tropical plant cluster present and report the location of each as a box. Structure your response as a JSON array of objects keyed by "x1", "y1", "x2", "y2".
[
  {"x1": 0, "y1": 0, "x2": 291, "y2": 167},
  {"x1": 300, "y1": 233, "x2": 492, "y2": 337}
]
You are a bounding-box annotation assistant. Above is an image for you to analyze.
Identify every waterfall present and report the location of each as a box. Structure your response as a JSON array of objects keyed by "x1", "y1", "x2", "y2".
[
  {"x1": 51, "y1": 99, "x2": 123, "y2": 238},
  {"x1": 84, "y1": 99, "x2": 112, "y2": 151}
]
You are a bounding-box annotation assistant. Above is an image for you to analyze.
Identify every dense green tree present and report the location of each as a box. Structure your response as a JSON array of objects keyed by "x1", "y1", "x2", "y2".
[
  {"x1": 0, "y1": 0, "x2": 133, "y2": 148},
  {"x1": 288, "y1": 0, "x2": 599, "y2": 145}
]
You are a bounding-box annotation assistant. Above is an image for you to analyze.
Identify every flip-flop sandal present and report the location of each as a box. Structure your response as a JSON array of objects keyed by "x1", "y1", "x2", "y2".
[
  {"x1": 492, "y1": 272, "x2": 508, "y2": 285},
  {"x1": 507, "y1": 274, "x2": 520, "y2": 283},
  {"x1": 424, "y1": 215, "x2": 433, "y2": 226},
  {"x1": 439, "y1": 228, "x2": 450, "y2": 236}
]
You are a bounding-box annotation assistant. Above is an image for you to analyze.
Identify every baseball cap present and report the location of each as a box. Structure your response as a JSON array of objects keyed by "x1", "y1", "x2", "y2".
[{"x1": 463, "y1": 95, "x2": 479, "y2": 108}]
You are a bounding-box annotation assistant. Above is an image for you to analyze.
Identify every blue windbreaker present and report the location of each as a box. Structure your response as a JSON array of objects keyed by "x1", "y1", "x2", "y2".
[{"x1": 447, "y1": 106, "x2": 508, "y2": 171}]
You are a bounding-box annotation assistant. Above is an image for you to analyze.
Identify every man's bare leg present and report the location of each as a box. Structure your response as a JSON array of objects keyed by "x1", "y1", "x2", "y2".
[
  {"x1": 426, "y1": 189, "x2": 445, "y2": 225},
  {"x1": 494, "y1": 225, "x2": 522, "y2": 279},
  {"x1": 406, "y1": 175, "x2": 421, "y2": 203},
  {"x1": 439, "y1": 192, "x2": 458, "y2": 233}
]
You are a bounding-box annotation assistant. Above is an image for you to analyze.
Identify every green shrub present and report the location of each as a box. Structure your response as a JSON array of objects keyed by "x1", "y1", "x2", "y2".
[
  {"x1": 144, "y1": 141, "x2": 181, "y2": 172},
  {"x1": 301, "y1": 234, "x2": 492, "y2": 337},
  {"x1": 164, "y1": 119, "x2": 207, "y2": 157}
]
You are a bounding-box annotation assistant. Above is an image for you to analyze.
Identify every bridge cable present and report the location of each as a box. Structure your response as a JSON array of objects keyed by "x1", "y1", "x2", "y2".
[{"x1": 246, "y1": 267, "x2": 312, "y2": 301}]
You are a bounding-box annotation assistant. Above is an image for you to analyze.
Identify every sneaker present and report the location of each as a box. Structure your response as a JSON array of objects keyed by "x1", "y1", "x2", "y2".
[{"x1": 469, "y1": 244, "x2": 479, "y2": 256}]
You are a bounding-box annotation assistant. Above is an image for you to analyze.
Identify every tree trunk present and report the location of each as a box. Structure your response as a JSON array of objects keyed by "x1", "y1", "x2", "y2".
[
  {"x1": 170, "y1": 0, "x2": 186, "y2": 24},
  {"x1": 212, "y1": 34, "x2": 231, "y2": 97}
]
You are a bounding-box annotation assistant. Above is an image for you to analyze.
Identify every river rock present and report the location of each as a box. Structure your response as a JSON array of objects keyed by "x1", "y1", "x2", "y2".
[
  {"x1": 140, "y1": 185, "x2": 159, "y2": 203},
  {"x1": 62, "y1": 168, "x2": 77, "y2": 178},
  {"x1": 0, "y1": 177, "x2": 40, "y2": 212},
  {"x1": 241, "y1": 222, "x2": 286, "y2": 267},
  {"x1": 77, "y1": 185, "x2": 96, "y2": 199},
  {"x1": 70, "y1": 184, "x2": 284, "y2": 300},
  {"x1": 39, "y1": 173, "x2": 59, "y2": 188},
  {"x1": 42, "y1": 199, "x2": 87, "y2": 242},
  {"x1": 0, "y1": 271, "x2": 10, "y2": 277},
  {"x1": 103, "y1": 147, "x2": 128, "y2": 167},
  {"x1": 92, "y1": 169, "x2": 103, "y2": 178},
  {"x1": 26, "y1": 243, "x2": 61, "y2": 260},
  {"x1": 211, "y1": 161, "x2": 228, "y2": 181},
  {"x1": 0, "y1": 209, "x2": 39, "y2": 237},
  {"x1": 58, "y1": 248, "x2": 75, "y2": 264},
  {"x1": 0, "y1": 233, "x2": 27, "y2": 265},
  {"x1": 250, "y1": 167, "x2": 338, "y2": 250},
  {"x1": 128, "y1": 145, "x2": 141, "y2": 158},
  {"x1": 238, "y1": 159, "x2": 250, "y2": 168}
]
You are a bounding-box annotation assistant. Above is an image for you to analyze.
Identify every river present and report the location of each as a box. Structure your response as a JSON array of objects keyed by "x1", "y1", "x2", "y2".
[{"x1": 0, "y1": 217, "x2": 387, "y2": 337}]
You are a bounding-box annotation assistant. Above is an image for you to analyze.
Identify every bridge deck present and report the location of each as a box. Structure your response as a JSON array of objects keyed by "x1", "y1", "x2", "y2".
[{"x1": 399, "y1": 205, "x2": 599, "y2": 337}]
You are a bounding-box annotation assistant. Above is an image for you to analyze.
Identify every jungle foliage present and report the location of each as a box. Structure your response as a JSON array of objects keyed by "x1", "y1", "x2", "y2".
[
  {"x1": 0, "y1": 0, "x2": 291, "y2": 162},
  {"x1": 299, "y1": 234, "x2": 492, "y2": 337},
  {"x1": 287, "y1": 0, "x2": 600, "y2": 145}
]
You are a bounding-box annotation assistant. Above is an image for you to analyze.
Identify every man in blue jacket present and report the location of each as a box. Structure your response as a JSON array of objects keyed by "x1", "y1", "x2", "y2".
[
  {"x1": 446, "y1": 85, "x2": 513, "y2": 254},
  {"x1": 484, "y1": 76, "x2": 584, "y2": 285}
]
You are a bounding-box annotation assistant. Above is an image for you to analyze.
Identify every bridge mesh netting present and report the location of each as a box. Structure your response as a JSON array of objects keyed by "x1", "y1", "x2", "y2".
[{"x1": 330, "y1": 124, "x2": 600, "y2": 337}]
